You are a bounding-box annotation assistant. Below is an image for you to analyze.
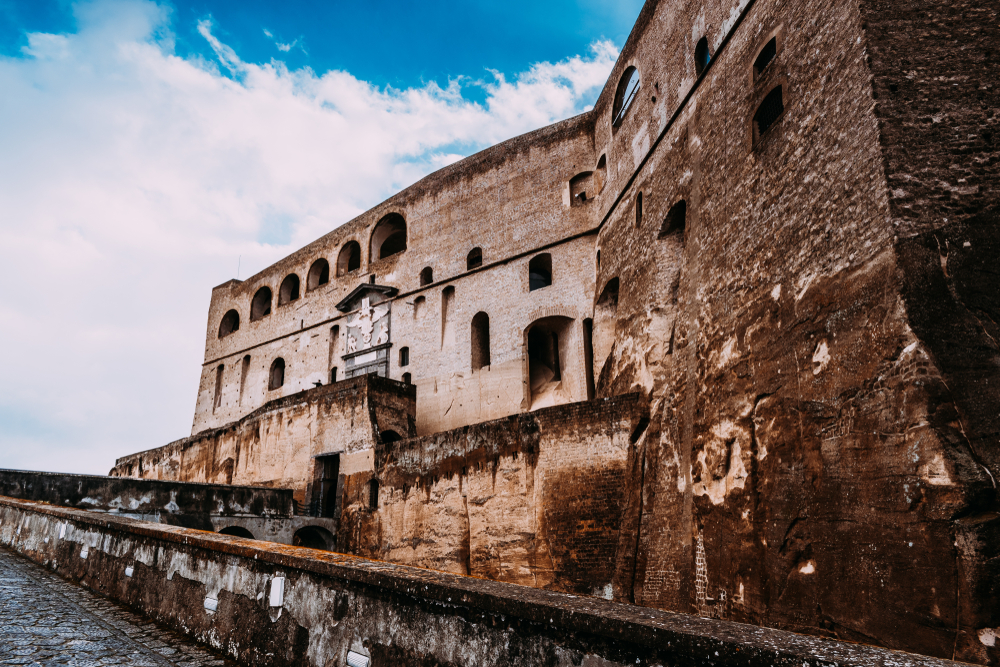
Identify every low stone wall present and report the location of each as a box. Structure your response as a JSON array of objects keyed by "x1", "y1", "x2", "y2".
[
  {"x1": 0, "y1": 495, "x2": 962, "y2": 667},
  {"x1": 0, "y1": 468, "x2": 294, "y2": 529}
]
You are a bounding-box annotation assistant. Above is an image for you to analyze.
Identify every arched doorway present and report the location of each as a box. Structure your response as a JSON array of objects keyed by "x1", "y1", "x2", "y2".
[
  {"x1": 525, "y1": 316, "x2": 574, "y2": 410},
  {"x1": 292, "y1": 526, "x2": 335, "y2": 551},
  {"x1": 218, "y1": 526, "x2": 254, "y2": 539}
]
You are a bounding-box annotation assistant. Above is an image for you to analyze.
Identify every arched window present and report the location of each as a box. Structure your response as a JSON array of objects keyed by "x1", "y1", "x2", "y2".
[
  {"x1": 413, "y1": 295, "x2": 426, "y2": 319},
  {"x1": 695, "y1": 37, "x2": 711, "y2": 76},
  {"x1": 419, "y1": 267, "x2": 433, "y2": 286},
  {"x1": 570, "y1": 172, "x2": 594, "y2": 206},
  {"x1": 612, "y1": 66, "x2": 640, "y2": 126},
  {"x1": 635, "y1": 192, "x2": 643, "y2": 227},
  {"x1": 278, "y1": 274, "x2": 300, "y2": 305},
  {"x1": 307, "y1": 259, "x2": 330, "y2": 291},
  {"x1": 754, "y1": 37, "x2": 777, "y2": 79},
  {"x1": 250, "y1": 287, "x2": 272, "y2": 321},
  {"x1": 659, "y1": 200, "x2": 687, "y2": 238},
  {"x1": 471, "y1": 312, "x2": 490, "y2": 370},
  {"x1": 528, "y1": 254, "x2": 552, "y2": 291},
  {"x1": 336, "y1": 241, "x2": 362, "y2": 277},
  {"x1": 526, "y1": 316, "x2": 573, "y2": 409},
  {"x1": 399, "y1": 347, "x2": 409, "y2": 367},
  {"x1": 754, "y1": 86, "x2": 784, "y2": 138},
  {"x1": 402, "y1": 372, "x2": 411, "y2": 385},
  {"x1": 370, "y1": 213, "x2": 407, "y2": 260},
  {"x1": 467, "y1": 248, "x2": 483, "y2": 270},
  {"x1": 218, "y1": 309, "x2": 240, "y2": 338},
  {"x1": 268, "y1": 358, "x2": 285, "y2": 391}
]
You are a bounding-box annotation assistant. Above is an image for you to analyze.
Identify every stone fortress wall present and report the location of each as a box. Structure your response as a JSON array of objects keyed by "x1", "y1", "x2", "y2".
[{"x1": 113, "y1": 0, "x2": 1000, "y2": 662}]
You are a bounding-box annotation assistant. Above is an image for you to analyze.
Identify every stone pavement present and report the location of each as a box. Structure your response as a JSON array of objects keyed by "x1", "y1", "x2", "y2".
[{"x1": 0, "y1": 546, "x2": 237, "y2": 666}]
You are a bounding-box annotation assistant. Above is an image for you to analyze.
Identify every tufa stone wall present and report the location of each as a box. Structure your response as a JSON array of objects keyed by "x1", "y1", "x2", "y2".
[
  {"x1": 0, "y1": 495, "x2": 969, "y2": 667},
  {"x1": 338, "y1": 394, "x2": 647, "y2": 597}
]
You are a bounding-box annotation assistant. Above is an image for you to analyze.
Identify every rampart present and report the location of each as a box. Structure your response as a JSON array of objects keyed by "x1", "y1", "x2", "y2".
[{"x1": 0, "y1": 495, "x2": 965, "y2": 667}]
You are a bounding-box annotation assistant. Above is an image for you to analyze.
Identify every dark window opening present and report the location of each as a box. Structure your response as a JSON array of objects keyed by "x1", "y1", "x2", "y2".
[
  {"x1": 371, "y1": 213, "x2": 407, "y2": 260},
  {"x1": 268, "y1": 358, "x2": 285, "y2": 391},
  {"x1": 316, "y1": 454, "x2": 340, "y2": 518},
  {"x1": 528, "y1": 253, "x2": 552, "y2": 291},
  {"x1": 595, "y1": 155, "x2": 607, "y2": 193},
  {"x1": 218, "y1": 309, "x2": 240, "y2": 338},
  {"x1": 250, "y1": 287, "x2": 272, "y2": 321},
  {"x1": 278, "y1": 273, "x2": 300, "y2": 305},
  {"x1": 695, "y1": 37, "x2": 711, "y2": 77},
  {"x1": 467, "y1": 247, "x2": 483, "y2": 270},
  {"x1": 213, "y1": 364, "x2": 224, "y2": 412},
  {"x1": 583, "y1": 318, "x2": 595, "y2": 401},
  {"x1": 336, "y1": 241, "x2": 361, "y2": 277},
  {"x1": 402, "y1": 372, "x2": 411, "y2": 385},
  {"x1": 659, "y1": 200, "x2": 687, "y2": 238},
  {"x1": 219, "y1": 526, "x2": 254, "y2": 539},
  {"x1": 526, "y1": 318, "x2": 572, "y2": 408},
  {"x1": 380, "y1": 430, "x2": 402, "y2": 444},
  {"x1": 419, "y1": 267, "x2": 433, "y2": 286},
  {"x1": 369, "y1": 478, "x2": 380, "y2": 510},
  {"x1": 754, "y1": 37, "x2": 777, "y2": 78},
  {"x1": 330, "y1": 367, "x2": 338, "y2": 384},
  {"x1": 570, "y1": 172, "x2": 594, "y2": 206},
  {"x1": 307, "y1": 259, "x2": 330, "y2": 291},
  {"x1": 399, "y1": 347, "x2": 409, "y2": 367},
  {"x1": 471, "y1": 312, "x2": 490, "y2": 370},
  {"x1": 612, "y1": 66, "x2": 640, "y2": 126},
  {"x1": 596, "y1": 250, "x2": 601, "y2": 268},
  {"x1": 754, "y1": 86, "x2": 784, "y2": 136},
  {"x1": 635, "y1": 192, "x2": 643, "y2": 227}
]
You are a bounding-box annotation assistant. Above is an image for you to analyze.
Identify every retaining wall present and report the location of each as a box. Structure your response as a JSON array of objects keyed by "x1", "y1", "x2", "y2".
[{"x1": 0, "y1": 495, "x2": 965, "y2": 667}]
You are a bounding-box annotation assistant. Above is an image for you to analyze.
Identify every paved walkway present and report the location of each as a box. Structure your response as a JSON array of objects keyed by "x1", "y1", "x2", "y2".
[{"x1": 0, "y1": 547, "x2": 237, "y2": 666}]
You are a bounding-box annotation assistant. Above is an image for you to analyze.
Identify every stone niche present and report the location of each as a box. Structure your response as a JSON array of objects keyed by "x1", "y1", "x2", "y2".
[{"x1": 336, "y1": 283, "x2": 398, "y2": 379}]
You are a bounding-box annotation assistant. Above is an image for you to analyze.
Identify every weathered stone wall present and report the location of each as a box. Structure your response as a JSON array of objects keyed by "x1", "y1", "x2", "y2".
[
  {"x1": 0, "y1": 496, "x2": 966, "y2": 667},
  {"x1": 583, "y1": 0, "x2": 999, "y2": 662},
  {"x1": 338, "y1": 395, "x2": 646, "y2": 597},
  {"x1": 194, "y1": 116, "x2": 600, "y2": 437},
  {"x1": 0, "y1": 469, "x2": 294, "y2": 525},
  {"x1": 112, "y1": 375, "x2": 416, "y2": 511}
]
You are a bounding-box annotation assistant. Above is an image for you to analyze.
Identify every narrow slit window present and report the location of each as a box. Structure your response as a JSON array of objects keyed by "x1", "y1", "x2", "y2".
[
  {"x1": 213, "y1": 364, "x2": 224, "y2": 412},
  {"x1": 369, "y1": 478, "x2": 379, "y2": 510},
  {"x1": 695, "y1": 37, "x2": 711, "y2": 77},
  {"x1": 754, "y1": 86, "x2": 784, "y2": 136},
  {"x1": 635, "y1": 192, "x2": 643, "y2": 228},
  {"x1": 399, "y1": 346, "x2": 409, "y2": 367},
  {"x1": 754, "y1": 37, "x2": 777, "y2": 78},
  {"x1": 471, "y1": 312, "x2": 490, "y2": 370}
]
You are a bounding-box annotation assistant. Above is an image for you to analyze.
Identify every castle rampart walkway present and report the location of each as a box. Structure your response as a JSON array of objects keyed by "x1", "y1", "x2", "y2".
[{"x1": 0, "y1": 546, "x2": 234, "y2": 666}]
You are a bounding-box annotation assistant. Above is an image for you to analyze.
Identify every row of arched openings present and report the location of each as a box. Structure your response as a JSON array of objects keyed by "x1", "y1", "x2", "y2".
[{"x1": 217, "y1": 214, "x2": 407, "y2": 338}]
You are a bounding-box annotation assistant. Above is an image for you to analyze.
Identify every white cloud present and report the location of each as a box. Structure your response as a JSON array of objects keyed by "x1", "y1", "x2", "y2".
[{"x1": 0, "y1": 0, "x2": 617, "y2": 474}]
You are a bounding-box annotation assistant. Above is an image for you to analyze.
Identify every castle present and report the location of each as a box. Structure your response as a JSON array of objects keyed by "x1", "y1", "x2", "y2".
[{"x1": 110, "y1": 0, "x2": 1000, "y2": 662}]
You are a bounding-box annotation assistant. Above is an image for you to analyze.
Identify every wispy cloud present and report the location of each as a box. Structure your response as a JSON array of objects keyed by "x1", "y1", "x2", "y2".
[
  {"x1": 262, "y1": 27, "x2": 304, "y2": 54},
  {"x1": 0, "y1": 0, "x2": 617, "y2": 474}
]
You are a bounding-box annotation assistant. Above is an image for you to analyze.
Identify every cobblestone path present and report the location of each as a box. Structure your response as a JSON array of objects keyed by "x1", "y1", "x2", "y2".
[{"x1": 0, "y1": 546, "x2": 237, "y2": 666}]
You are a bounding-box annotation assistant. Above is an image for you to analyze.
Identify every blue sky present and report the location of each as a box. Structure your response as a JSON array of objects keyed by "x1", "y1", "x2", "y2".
[
  {"x1": 0, "y1": 0, "x2": 640, "y2": 475},
  {"x1": 0, "y1": 0, "x2": 642, "y2": 97}
]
